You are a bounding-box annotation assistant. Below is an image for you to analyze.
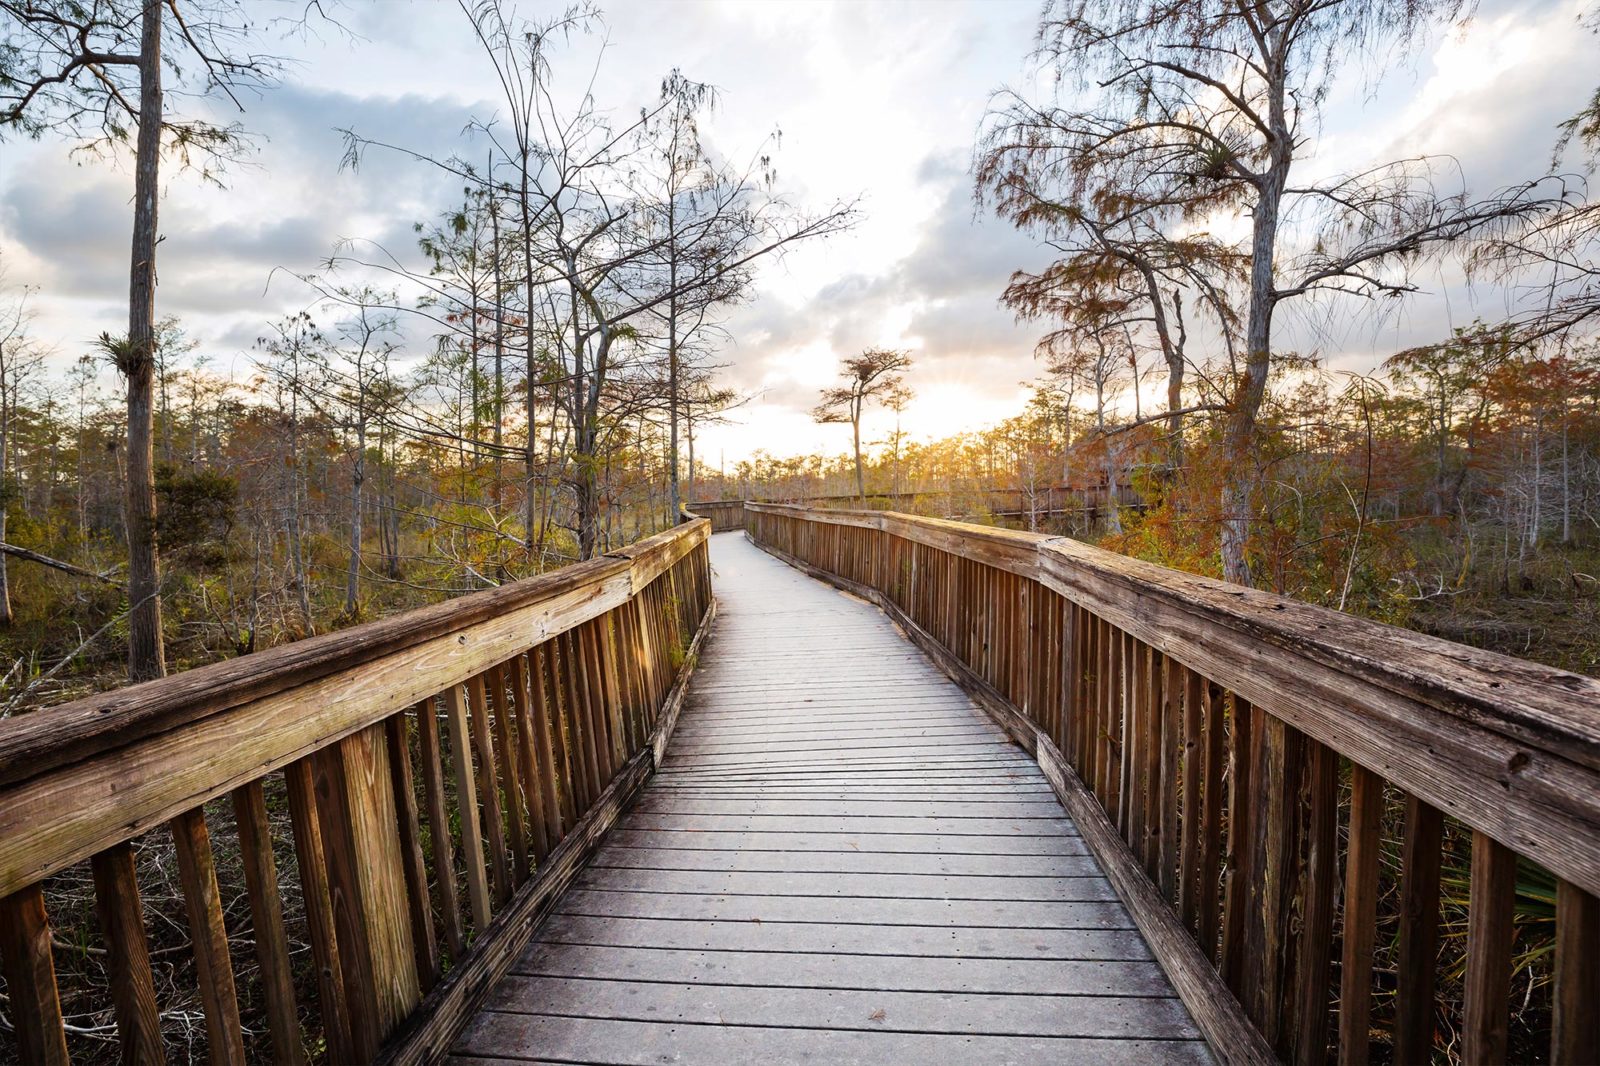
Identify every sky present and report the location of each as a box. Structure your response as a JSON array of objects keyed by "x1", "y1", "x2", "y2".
[{"x1": 0, "y1": 0, "x2": 1594, "y2": 469}]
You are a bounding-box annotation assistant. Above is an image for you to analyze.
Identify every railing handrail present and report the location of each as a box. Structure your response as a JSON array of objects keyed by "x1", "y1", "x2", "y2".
[
  {"x1": 0, "y1": 522, "x2": 702, "y2": 790},
  {"x1": 0, "y1": 519, "x2": 708, "y2": 897},
  {"x1": 744, "y1": 501, "x2": 1600, "y2": 774}
]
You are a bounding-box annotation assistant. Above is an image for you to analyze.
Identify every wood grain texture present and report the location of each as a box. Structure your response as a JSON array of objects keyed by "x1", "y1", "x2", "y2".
[
  {"x1": 314, "y1": 724, "x2": 422, "y2": 1058},
  {"x1": 90, "y1": 843, "x2": 164, "y2": 1064},
  {"x1": 0, "y1": 882, "x2": 69, "y2": 1066},
  {"x1": 386, "y1": 710, "x2": 440, "y2": 990},
  {"x1": 1463, "y1": 831, "x2": 1516, "y2": 1065},
  {"x1": 285, "y1": 755, "x2": 354, "y2": 1062},
  {"x1": 171, "y1": 807, "x2": 247, "y2": 1066},
  {"x1": 232, "y1": 780, "x2": 307, "y2": 1066}
]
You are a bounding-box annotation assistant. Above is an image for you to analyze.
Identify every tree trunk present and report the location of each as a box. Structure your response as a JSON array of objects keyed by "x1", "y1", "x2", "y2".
[
  {"x1": 851, "y1": 413, "x2": 865, "y2": 501},
  {"x1": 491, "y1": 171, "x2": 505, "y2": 514},
  {"x1": 126, "y1": 0, "x2": 166, "y2": 681},
  {"x1": 0, "y1": 382, "x2": 11, "y2": 627},
  {"x1": 345, "y1": 417, "x2": 364, "y2": 618},
  {"x1": 1220, "y1": 166, "x2": 1284, "y2": 588},
  {"x1": 667, "y1": 192, "x2": 682, "y2": 521}
]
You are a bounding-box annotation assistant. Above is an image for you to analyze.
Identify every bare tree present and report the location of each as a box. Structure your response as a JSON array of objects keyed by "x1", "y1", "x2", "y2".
[
  {"x1": 1013, "y1": 0, "x2": 1560, "y2": 586},
  {"x1": 813, "y1": 349, "x2": 914, "y2": 501},
  {"x1": 1, "y1": 0, "x2": 287, "y2": 679}
]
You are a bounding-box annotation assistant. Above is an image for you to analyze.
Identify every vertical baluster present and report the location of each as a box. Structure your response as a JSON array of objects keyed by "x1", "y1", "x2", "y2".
[
  {"x1": 1338, "y1": 765, "x2": 1383, "y2": 1066},
  {"x1": 567, "y1": 626, "x2": 602, "y2": 807},
  {"x1": 1158, "y1": 652, "x2": 1181, "y2": 902},
  {"x1": 1220, "y1": 696, "x2": 1255, "y2": 989},
  {"x1": 488, "y1": 664, "x2": 531, "y2": 884},
  {"x1": 284, "y1": 757, "x2": 353, "y2": 1061},
  {"x1": 1141, "y1": 646, "x2": 1164, "y2": 874},
  {"x1": 90, "y1": 842, "x2": 163, "y2": 1062},
  {"x1": 538, "y1": 642, "x2": 578, "y2": 830},
  {"x1": 312, "y1": 725, "x2": 422, "y2": 1056},
  {"x1": 1251, "y1": 716, "x2": 1303, "y2": 1045},
  {"x1": 466, "y1": 671, "x2": 512, "y2": 904},
  {"x1": 509, "y1": 653, "x2": 553, "y2": 862},
  {"x1": 1293, "y1": 741, "x2": 1339, "y2": 1066},
  {"x1": 1109, "y1": 628, "x2": 1128, "y2": 829},
  {"x1": 596, "y1": 612, "x2": 628, "y2": 766},
  {"x1": 1178, "y1": 665, "x2": 1203, "y2": 929},
  {"x1": 1463, "y1": 831, "x2": 1516, "y2": 1065},
  {"x1": 445, "y1": 681, "x2": 493, "y2": 930},
  {"x1": 0, "y1": 883, "x2": 69, "y2": 1066},
  {"x1": 413, "y1": 694, "x2": 464, "y2": 960},
  {"x1": 171, "y1": 807, "x2": 247, "y2": 1065},
  {"x1": 576, "y1": 622, "x2": 613, "y2": 789},
  {"x1": 1394, "y1": 796, "x2": 1442, "y2": 1066},
  {"x1": 1198, "y1": 681, "x2": 1225, "y2": 957},
  {"x1": 544, "y1": 640, "x2": 582, "y2": 819},
  {"x1": 1554, "y1": 879, "x2": 1599, "y2": 1064},
  {"x1": 232, "y1": 780, "x2": 308, "y2": 1064},
  {"x1": 384, "y1": 711, "x2": 440, "y2": 991}
]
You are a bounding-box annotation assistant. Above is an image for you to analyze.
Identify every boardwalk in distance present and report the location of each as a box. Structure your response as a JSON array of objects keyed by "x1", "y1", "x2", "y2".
[{"x1": 453, "y1": 533, "x2": 1210, "y2": 1065}]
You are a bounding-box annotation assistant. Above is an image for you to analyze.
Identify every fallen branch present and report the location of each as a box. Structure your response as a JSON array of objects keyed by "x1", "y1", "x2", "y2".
[{"x1": 0, "y1": 542, "x2": 121, "y2": 585}]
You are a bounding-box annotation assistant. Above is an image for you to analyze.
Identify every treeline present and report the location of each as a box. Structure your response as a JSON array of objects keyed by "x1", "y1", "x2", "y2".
[
  {"x1": 718, "y1": 333, "x2": 1600, "y2": 635},
  {"x1": 0, "y1": 1, "x2": 849, "y2": 707}
]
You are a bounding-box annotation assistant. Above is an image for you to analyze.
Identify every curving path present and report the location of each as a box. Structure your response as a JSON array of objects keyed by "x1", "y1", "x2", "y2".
[{"x1": 452, "y1": 532, "x2": 1210, "y2": 1065}]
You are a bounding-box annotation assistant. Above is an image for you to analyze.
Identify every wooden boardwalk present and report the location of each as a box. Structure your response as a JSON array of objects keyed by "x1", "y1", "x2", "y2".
[{"x1": 453, "y1": 533, "x2": 1210, "y2": 1065}]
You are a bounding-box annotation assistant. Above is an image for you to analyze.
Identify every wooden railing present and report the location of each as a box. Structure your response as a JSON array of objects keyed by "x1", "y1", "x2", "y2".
[
  {"x1": 687, "y1": 499, "x2": 745, "y2": 533},
  {"x1": 745, "y1": 503, "x2": 1600, "y2": 1066},
  {"x1": 0, "y1": 519, "x2": 713, "y2": 1064}
]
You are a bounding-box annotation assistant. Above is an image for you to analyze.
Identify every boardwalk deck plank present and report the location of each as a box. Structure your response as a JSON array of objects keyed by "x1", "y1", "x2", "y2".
[{"x1": 454, "y1": 533, "x2": 1210, "y2": 1064}]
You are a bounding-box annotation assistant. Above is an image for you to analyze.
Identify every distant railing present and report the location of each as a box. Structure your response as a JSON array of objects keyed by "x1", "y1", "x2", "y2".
[
  {"x1": 687, "y1": 498, "x2": 746, "y2": 533},
  {"x1": 744, "y1": 503, "x2": 1600, "y2": 1066},
  {"x1": 0, "y1": 519, "x2": 714, "y2": 1063}
]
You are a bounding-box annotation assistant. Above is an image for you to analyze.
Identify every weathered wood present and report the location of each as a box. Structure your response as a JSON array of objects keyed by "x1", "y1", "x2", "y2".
[
  {"x1": 521, "y1": 649, "x2": 565, "y2": 845},
  {"x1": 232, "y1": 780, "x2": 307, "y2": 1066},
  {"x1": 1041, "y1": 741, "x2": 1276, "y2": 1066},
  {"x1": 90, "y1": 843, "x2": 164, "y2": 1063},
  {"x1": 1554, "y1": 879, "x2": 1600, "y2": 1064},
  {"x1": 444, "y1": 682, "x2": 492, "y2": 931},
  {"x1": 466, "y1": 671, "x2": 512, "y2": 905},
  {"x1": 1219, "y1": 697, "x2": 1254, "y2": 992},
  {"x1": 284, "y1": 756, "x2": 354, "y2": 1062},
  {"x1": 538, "y1": 640, "x2": 578, "y2": 829},
  {"x1": 314, "y1": 723, "x2": 422, "y2": 1057},
  {"x1": 1036, "y1": 540, "x2": 1600, "y2": 899},
  {"x1": 1178, "y1": 665, "x2": 1203, "y2": 931},
  {"x1": 0, "y1": 882, "x2": 69, "y2": 1066},
  {"x1": 1292, "y1": 742, "x2": 1338, "y2": 1066},
  {"x1": 171, "y1": 807, "x2": 247, "y2": 1066},
  {"x1": 0, "y1": 555, "x2": 636, "y2": 791},
  {"x1": 385, "y1": 710, "x2": 440, "y2": 990},
  {"x1": 1463, "y1": 831, "x2": 1516, "y2": 1065},
  {"x1": 487, "y1": 665, "x2": 531, "y2": 884},
  {"x1": 507, "y1": 654, "x2": 552, "y2": 862},
  {"x1": 413, "y1": 694, "x2": 464, "y2": 961},
  {"x1": 1338, "y1": 766, "x2": 1383, "y2": 1066},
  {"x1": 0, "y1": 563, "x2": 643, "y2": 898},
  {"x1": 377, "y1": 749, "x2": 654, "y2": 1066},
  {"x1": 1394, "y1": 795, "x2": 1442, "y2": 1066}
]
